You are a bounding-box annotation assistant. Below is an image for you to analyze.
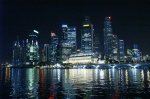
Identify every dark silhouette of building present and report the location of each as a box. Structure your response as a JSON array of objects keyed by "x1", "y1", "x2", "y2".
[{"x1": 93, "y1": 33, "x2": 101, "y2": 54}]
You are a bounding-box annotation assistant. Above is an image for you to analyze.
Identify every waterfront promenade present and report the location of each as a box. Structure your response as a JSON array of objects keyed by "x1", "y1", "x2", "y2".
[{"x1": 2, "y1": 63, "x2": 150, "y2": 69}]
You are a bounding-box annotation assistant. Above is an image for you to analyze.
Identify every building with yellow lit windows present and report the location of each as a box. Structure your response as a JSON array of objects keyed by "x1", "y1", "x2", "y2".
[{"x1": 81, "y1": 16, "x2": 94, "y2": 54}]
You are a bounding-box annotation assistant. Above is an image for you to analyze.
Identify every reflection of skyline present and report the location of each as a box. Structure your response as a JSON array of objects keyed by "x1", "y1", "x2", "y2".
[
  {"x1": 5, "y1": 68, "x2": 10, "y2": 84},
  {"x1": 1, "y1": 68, "x2": 150, "y2": 98},
  {"x1": 2, "y1": 68, "x2": 39, "y2": 98}
]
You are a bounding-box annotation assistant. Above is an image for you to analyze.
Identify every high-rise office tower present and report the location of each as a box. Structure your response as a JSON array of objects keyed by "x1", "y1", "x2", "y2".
[
  {"x1": 12, "y1": 37, "x2": 27, "y2": 66},
  {"x1": 111, "y1": 35, "x2": 119, "y2": 61},
  {"x1": 132, "y1": 44, "x2": 140, "y2": 61},
  {"x1": 118, "y1": 40, "x2": 125, "y2": 61},
  {"x1": 62, "y1": 25, "x2": 68, "y2": 40},
  {"x1": 93, "y1": 33, "x2": 100, "y2": 54},
  {"x1": 103, "y1": 17, "x2": 113, "y2": 60},
  {"x1": 61, "y1": 25, "x2": 77, "y2": 53},
  {"x1": 50, "y1": 32, "x2": 59, "y2": 64},
  {"x1": 26, "y1": 30, "x2": 39, "y2": 65},
  {"x1": 51, "y1": 32, "x2": 59, "y2": 47},
  {"x1": 81, "y1": 16, "x2": 94, "y2": 53},
  {"x1": 61, "y1": 25, "x2": 77, "y2": 61},
  {"x1": 67, "y1": 26, "x2": 77, "y2": 54},
  {"x1": 21, "y1": 40, "x2": 26, "y2": 64},
  {"x1": 12, "y1": 37, "x2": 22, "y2": 66},
  {"x1": 61, "y1": 25, "x2": 71, "y2": 61},
  {"x1": 44, "y1": 44, "x2": 50, "y2": 62}
]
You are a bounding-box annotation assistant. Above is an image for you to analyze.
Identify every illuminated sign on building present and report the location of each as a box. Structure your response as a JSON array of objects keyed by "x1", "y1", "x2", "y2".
[
  {"x1": 83, "y1": 24, "x2": 89, "y2": 27},
  {"x1": 33, "y1": 30, "x2": 39, "y2": 34},
  {"x1": 62, "y1": 25, "x2": 68, "y2": 27}
]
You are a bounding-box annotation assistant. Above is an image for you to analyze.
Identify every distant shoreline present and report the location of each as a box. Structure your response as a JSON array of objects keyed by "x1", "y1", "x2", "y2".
[{"x1": 1, "y1": 62, "x2": 150, "y2": 69}]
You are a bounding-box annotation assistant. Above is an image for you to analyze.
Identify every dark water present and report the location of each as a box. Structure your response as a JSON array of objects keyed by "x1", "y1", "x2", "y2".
[{"x1": 1, "y1": 66, "x2": 150, "y2": 99}]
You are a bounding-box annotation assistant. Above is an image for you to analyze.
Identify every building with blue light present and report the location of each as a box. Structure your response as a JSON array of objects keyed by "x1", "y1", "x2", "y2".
[
  {"x1": 118, "y1": 40, "x2": 125, "y2": 62},
  {"x1": 103, "y1": 17, "x2": 113, "y2": 60},
  {"x1": 60, "y1": 25, "x2": 77, "y2": 62},
  {"x1": 67, "y1": 26, "x2": 77, "y2": 54},
  {"x1": 50, "y1": 32, "x2": 59, "y2": 64},
  {"x1": 132, "y1": 44, "x2": 140, "y2": 61}
]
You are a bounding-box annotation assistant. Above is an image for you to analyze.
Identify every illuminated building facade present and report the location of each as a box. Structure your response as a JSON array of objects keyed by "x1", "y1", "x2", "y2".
[
  {"x1": 61, "y1": 25, "x2": 77, "y2": 61},
  {"x1": 132, "y1": 44, "x2": 140, "y2": 61},
  {"x1": 118, "y1": 40, "x2": 125, "y2": 62},
  {"x1": 50, "y1": 32, "x2": 59, "y2": 64},
  {"x1": 61, "y1": 25, "x2": 70, "y2": 61},
  {"x1": 51, "y1": 32, "x2": 59, "y2": 47},
  {"x1": 81, "y1": 16, "x2": 94, "y2": 53},
  {"x1": 26, "y1": 30, "x2": 39, "y2": 65},
  {"x1": 12, "y1": 30, "x2": 39, "y2": 66},
  {"x1": 103, "y1": 17, "x2": 113, "y2": 60},
  {"x1": 126, "y1": 44, "x2": 140, "y2": 62},
  {"x1": 126, "y1": 49, "x2": 133, "y2": 62},
  {"x1": 63, "y1": 53, "x2": 97, "y2": 64},
  {"x1": 67, "y1": 26, "x2": 77, "y2": 54},
  {"x1": 111, "y1": 35, "x2": 119, "y2": 61}
]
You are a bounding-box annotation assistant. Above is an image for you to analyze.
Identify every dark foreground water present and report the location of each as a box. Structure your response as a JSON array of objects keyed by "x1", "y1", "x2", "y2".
[{"x1": 1, "y1": 66, "x2": 150, "y2": 99}]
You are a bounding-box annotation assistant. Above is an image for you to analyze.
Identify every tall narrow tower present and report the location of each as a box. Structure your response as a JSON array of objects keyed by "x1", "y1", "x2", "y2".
[
  {"x1": 50, "y1": 32, "x2": 59, "y2": 64},
  {"x1": 118, "y1": 40, "x2": 125, "y2": 61},
  {"x1": 26, "y1": 30, "x2": 39, "y2": 65},
  {"x1": 12, "y1": 37, "x2": 21, "y2": 66},
  {"x1": 81, "y1": 16, "x2": 94, "y2": 53},
  {"x1": 103, "y1": 17, "x2": 113, "y2": 60},
  {"x1": 67, "y1": 26, "x2": 77, "y2": 54}
]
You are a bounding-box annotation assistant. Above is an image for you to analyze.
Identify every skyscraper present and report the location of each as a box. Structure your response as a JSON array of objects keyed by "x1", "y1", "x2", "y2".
[
  {"x1": 60, "y1": 25, "x2": 77, "y2": 61},
  {"x1": 118, "y1": 40, "x2": 125, "y2": 62},
  {"x1": 93, "y1": 33, "x2": 101, "y2": 54},
  {"x1": 44, "y1": 44, "x2": 50, "y2": 62},
  {"x1": 12, "y1": 37, "x2": 22, "y2": 66},
  {"x1": 103, "y1": 17, "x2": 113, "y2": 60},
  {"x1": 50, "y1": 32, "x2": 59, "y2": 64},
  {"x1": 132, "y1": 44, "x2": 140, "y2": 61},
  {"x1": 26, "y1": 30, "x2": 39, "y2": 65},
  {"x1": 21, "y1": 40, "x2": 26, "y2": 64},
  {"x1": 51, "y1": 32, "x2": 59, "y2": 47},
  {"x1": 111, "y1": 34, "x2": 119, "y2": 61},
  {"x1": 81, "y1": 16, "x2": 94, "y2": 53},
  {"x1": 62, "y1": 25, "x2": 68, "y2": 40},
  {"x1": 67, "y1": 26, "x2": 77, "y2": 54}
]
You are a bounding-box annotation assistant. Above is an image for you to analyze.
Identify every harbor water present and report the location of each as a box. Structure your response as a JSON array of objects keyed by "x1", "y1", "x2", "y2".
[{"x1": 1, "y1": 64, "x2": 150, "y2": 98}]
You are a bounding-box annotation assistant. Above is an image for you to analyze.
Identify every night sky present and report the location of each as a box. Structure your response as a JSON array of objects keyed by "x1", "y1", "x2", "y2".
[{"x1": 1, "y1": 0, "x2": 150, "y2": 63}]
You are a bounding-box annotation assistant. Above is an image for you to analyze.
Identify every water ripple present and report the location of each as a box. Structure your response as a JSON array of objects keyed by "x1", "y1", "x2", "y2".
[{"x1": 1, "y1": 67, "x2": 150, "y2": 98}]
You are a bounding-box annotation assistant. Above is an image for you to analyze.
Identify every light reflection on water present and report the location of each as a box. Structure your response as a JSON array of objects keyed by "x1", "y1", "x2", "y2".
[{"x1": 1, "y1": 67, "x2": 150, "y2": 98}]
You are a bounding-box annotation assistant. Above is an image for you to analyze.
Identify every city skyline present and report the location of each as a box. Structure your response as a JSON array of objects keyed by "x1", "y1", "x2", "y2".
[{"x1": 1, "y1": 1, "x2": 150, "y2": 63}]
